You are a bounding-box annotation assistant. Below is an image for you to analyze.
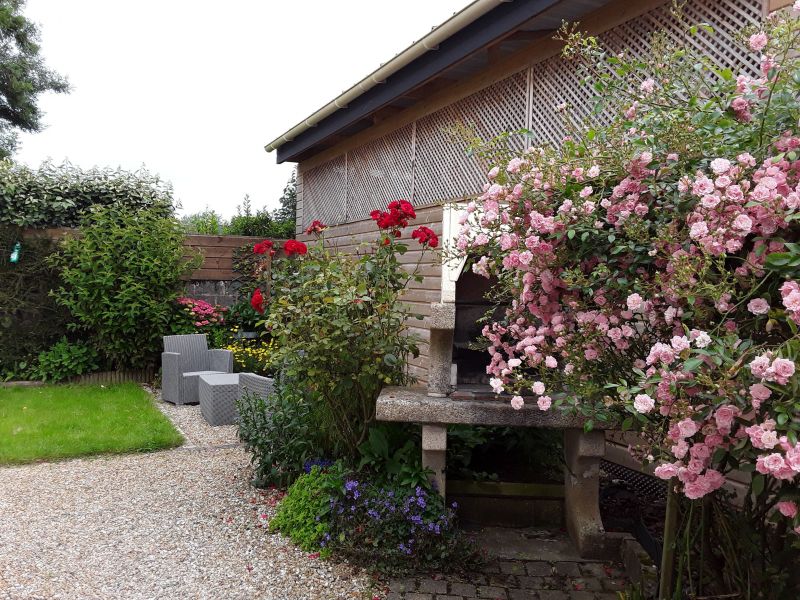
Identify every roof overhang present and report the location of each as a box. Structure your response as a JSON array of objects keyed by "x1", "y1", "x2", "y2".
[{"x1": 267, "y1": 0, "x2": 613, "y2": 164}]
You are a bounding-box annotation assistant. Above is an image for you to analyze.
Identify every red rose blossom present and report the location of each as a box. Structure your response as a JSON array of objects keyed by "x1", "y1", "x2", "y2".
[
  {"x1": 253, "y1": 240, "x2": 274, "y2": 254},
  {"x1": 250, "y1": 288, "x2": 265, "y2": 314},
  {"x1": 283, "y1": 239, "x2": 308, "y2": 256},
  {"x1": 304, "y1": 220, "x2": 327, "y2": 235},
  {"x1": 370, "y1": 200, "x2": 417, "y2": 231},
  {"x1": 411, "y1": 225, "x2": 439, "y2": 248}
]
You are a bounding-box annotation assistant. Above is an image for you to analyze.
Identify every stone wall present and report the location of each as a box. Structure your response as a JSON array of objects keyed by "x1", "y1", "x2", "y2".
[{"x1": 183, "y1": 279, "x2": 241, "y2": 307}]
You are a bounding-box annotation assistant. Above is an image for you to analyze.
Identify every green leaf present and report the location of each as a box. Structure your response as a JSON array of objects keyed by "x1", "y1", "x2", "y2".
[{"x1": 751, "y1": 473, "x2": 765, "y2": 497}]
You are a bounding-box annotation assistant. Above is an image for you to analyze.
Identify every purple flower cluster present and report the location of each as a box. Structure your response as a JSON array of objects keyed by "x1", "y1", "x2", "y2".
[
  {"x1": 303, "y1": 458, "x2": 334, "y2": 473},
  {"x1": 323, "y1": 476, "x2": 458, "y2": 564}
]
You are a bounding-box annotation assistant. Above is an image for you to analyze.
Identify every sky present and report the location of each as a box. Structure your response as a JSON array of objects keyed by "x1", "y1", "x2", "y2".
[{"x1": 15, "y1": 0, "x2": 467, "y2": 218}]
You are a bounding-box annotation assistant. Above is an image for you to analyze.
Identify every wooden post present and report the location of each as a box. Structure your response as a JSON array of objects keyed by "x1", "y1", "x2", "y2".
[{"x1": 659, "y1": 479, "x2": 679, "y2": 599}]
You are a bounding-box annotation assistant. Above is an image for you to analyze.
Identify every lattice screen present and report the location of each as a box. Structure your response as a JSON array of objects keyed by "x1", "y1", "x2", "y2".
[
  {"x1": 413, "y1": 71, "x2": 528, "y2": 205},
  {"x1": 346, "y1": 123, "x2": 414, "y2": 221},
  {"x1": 299, "y1": 0, "x2": 764, "y2": 226},
  {"x1": 299, "y1": 155, "x2": 347, "y2": 229},
  {"x1": 529, "y1": 0, "x2": 763, "y2": 146}
]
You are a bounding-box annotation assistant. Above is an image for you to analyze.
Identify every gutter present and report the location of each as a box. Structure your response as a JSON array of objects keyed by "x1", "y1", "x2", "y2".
[{"x1": 264, "y1": 0, "x2": 510, "y2": 153}]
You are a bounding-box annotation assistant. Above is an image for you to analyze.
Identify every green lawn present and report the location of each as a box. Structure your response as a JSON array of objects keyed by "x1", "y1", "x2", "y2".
[{"x1": 0, "y1": 383, "x2": 183, "y2": 465}]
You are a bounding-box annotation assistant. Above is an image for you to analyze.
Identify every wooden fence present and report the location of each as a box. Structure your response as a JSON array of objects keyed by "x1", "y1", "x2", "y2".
[{"x1": 21, "y1": 228, "x2": 287, "y2": 282}]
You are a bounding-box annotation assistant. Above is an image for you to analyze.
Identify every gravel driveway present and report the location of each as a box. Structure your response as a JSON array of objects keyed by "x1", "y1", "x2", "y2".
[{"x1": 0, "y1": 389, "x2": 370, "y2": 600}]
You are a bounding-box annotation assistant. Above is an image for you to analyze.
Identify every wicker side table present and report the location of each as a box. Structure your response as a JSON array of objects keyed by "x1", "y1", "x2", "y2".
[{"x1": 198, "y1": 373, "x2": 241, "y2": 426}]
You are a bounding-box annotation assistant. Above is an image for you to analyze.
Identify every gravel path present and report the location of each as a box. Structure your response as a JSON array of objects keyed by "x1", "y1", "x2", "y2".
[{"x1": 0, "y1": 389, "x2": 371, "y2": 600}]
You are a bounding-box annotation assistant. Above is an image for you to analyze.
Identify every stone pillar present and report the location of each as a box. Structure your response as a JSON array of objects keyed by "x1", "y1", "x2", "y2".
[
  {"x1": 563, "y1": 428, "x2": 609, "y2": 559},
  {"x1": 428, "y1": 303, "x2": 455, "y2": 397},
  {"x1": 422, "y1": 424, "x2": 447, "y2": 497}
]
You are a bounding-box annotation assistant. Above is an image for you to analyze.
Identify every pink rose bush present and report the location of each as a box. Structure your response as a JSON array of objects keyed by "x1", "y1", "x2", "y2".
[{"x1": 454, "y1": 11, "x2": 800, "y2": 540}]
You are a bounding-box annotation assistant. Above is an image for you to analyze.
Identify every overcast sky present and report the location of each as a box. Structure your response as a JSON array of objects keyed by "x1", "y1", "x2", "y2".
[{"x1": 14, "y1": 0, "x2": 467, "y2": 218}]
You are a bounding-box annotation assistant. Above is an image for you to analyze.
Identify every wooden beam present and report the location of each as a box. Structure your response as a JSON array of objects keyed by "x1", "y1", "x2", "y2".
[{"x1": 300, "y1": 0, "x2": 669, "y2": 172}]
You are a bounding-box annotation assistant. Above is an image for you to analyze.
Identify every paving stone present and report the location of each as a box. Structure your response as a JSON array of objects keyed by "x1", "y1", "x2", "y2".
[
  {"x1": 570, "y1": 578, "x2": 602, "y2": 592},
  {"x1": 601, "y1": 578, "x2": 627, "y2": 592},
  {"x1": 595, "y1": 594, "x2": 622, "y2": 600},
  {"x1": 467, "y1": 575, "x2": 489, "y2": 586},
  {"x1": 406, "y1": 594, "x2": 433, "y2": 600},
  {"x1": 486, "y1": 574, "x2": 516, "y2": 587},
  {"x1": 499, "y1": 561, "x2": 527, "y2": 575},
  {"x1": 536, "y1": 591, "x2": 568, "y2": 600},
  {"x1": 419, "y1": 579, "x2": 448, "y2": 594},
  {"x1": 435, "y1": 596, "x2": 464, "y2": 600},
  {"x1": 516, "y1": 576, "x2": 544, "y2": 589},
  {"x1": 483, "y1": 562, "x2": 502, "y2": 574},
  {"x1": 578, "y1": 563, "x2": 607, "y2": 579},
  {"x1": 450, "y1": 582, "x2": 477, "y2": 597},
  {"x1": 569, "y1": 592, "x2": 595, "y2": 600},
  {"x1": 477, "y1": 585, "x2": 507, "y2": 599},
  {"x1": 554, "y1": 562, "x2": 581, "y2": 577},
  {"x1": 525, "y1": 561, "x2": 553, "y2": 576},
  {"x1": 386, "y1": 594, "x2": 403, "y2": 600},
  {"x1": 508, "y1": 589, "x2": 538, "y2": 600},
  {"x1": 390, "y1": 578, "x2": 418, "y2": 592},
  {"x1": 540, "y1": 577, "x2": 566, "y2": 590}
]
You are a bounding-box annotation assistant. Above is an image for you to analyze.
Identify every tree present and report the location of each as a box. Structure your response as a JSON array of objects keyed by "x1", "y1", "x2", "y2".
[
  {"x1": 0, "y1": 1, "x2": 69, "y2": 157},
  {"x1": 273, "y1": 169, "x2": 297, "y2": 224},
  {"x1": 224, "y1": 172, "x2": 297, "y2": 238}
]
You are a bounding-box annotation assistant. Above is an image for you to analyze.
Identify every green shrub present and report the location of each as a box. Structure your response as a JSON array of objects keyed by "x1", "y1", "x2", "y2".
[
  {"x1": 270, "y1": 464, "x2": 345, "y2": 553},
  {"x1": 180, "y1": 209, "x2": 225, "y2": 234},
  {"x1": 236, "y1": 382, "x2": 320, "y2": 487},
  {"x1": 357, "y1": 425, "x2": 431, "y2": 489},
  {"x1": 35, "y1": 338, "x2": 99, "y2": 382},
  {"x1": 0, "y1": 226, "x2": 69, "y2": 380},
  {"x1": 225, "y1": 210, "x2": 293, "y2": 238},
  {"x1": 49, "y1": 206, "x2": 201, "y2": 369},
  {"x1": 0, "y1": 160, "x2": 173, "y2": 228}
]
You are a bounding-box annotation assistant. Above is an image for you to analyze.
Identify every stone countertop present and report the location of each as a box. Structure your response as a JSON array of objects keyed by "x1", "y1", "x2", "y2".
[{"x1": 376, "y1": 386, "x2": 610, "y2": 430}]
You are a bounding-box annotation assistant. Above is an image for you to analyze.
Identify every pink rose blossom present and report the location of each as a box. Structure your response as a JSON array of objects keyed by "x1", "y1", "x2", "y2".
[
  {"x1": 532, "y1": 381, "x2": 545, "y2": 395},
  {"x1": 633, "y1": 393, "x2": 655, "y2": 414},
  {"x1": 748, "y1": 32, "x2": 768, "y2": 52},
  {"x1": 654, "y1": 463, "x2": 679, "y2": 479},
  {"x1": 710, "y1": 158, "x2": 731, "y2": 175},
  {"x1": 777, "y1": 501, "x2": 798, "y2": 518},
  {"x1": 677, "y1": 418, "x2": 699, "y2": 439},
  {"x1": 537, "y1": 395, "x2": 552, "y2": 411},
  {"x1": 511, "y1": 395, "x2": 524, "y2": 410},
  {"x1": 626, "y1": 293, "x2": 644, "y2": 312},
  {"x1": 747, "y1": 298, "x2": 770, "y2": 315}
]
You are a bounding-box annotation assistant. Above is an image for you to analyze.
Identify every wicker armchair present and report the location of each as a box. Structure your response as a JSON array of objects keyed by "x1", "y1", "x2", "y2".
[
  {"x1": 162, "y1": 334, "x2": 233, "y2": 405},
  {"x1": 237, "y1": 372, "x2": 275, "y2": 403}
]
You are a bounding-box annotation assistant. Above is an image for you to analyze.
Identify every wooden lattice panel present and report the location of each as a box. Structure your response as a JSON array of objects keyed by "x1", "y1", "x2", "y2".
[
  {"x1": 346, "y1": 124, "x2": 414, "y2": 221},
  {"x1": 300, "y1": 155, "x2": 347, "y2": 228},
  {"x1": 530, "y1": 0, "x2": 763, "y2": 146},
  {"x1": 414, "y1": 71, "x2": 528, "y2": 205}
]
